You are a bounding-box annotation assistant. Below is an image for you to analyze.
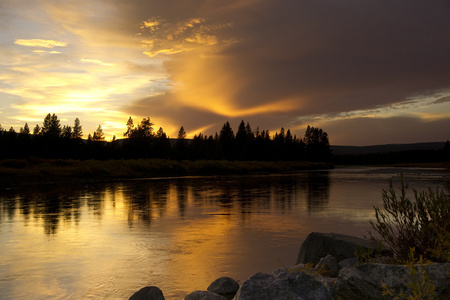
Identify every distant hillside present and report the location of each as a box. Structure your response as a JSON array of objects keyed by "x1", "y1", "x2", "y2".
[{"x1": 331, "y1": 142, "x2": 447, "y2": 155}]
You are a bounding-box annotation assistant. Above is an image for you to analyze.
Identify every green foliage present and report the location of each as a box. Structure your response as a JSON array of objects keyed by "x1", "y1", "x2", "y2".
[
  {"x1": 368, "y1": 176, "x2": 450, "y2": 262},
  {"x1": 382, "y1": 248, "x2": 436, "y2": 300}
]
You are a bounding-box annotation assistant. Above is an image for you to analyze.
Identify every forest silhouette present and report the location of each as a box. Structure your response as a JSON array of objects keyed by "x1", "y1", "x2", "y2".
[{"x1": 0, "y1": 114, "x2": 331, "y2": 162}]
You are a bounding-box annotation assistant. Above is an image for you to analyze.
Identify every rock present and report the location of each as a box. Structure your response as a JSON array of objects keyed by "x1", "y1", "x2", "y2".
[
  {"x1": 334, "y1": 263, "x2": 450, "y2": 299},
  {"x1": 314, "y1": 255, "x2": 340, "y2": 277},
  {"x1": 129, "y1": 286, "x2": 165, "y2": 300},
  {"x1": 338, "y1": 257, "x2": 359, "y2": 269},
  {"x1": 296, "y1": 232, "x2": 389, "y2": 265},
  {"x1": 185, "y1": 290, "x2": 227, "y2": 300},
  {"x1": 207, "y1": 277, "x2": 239, "y2": 300},
  {"x1": 333, "y1": 266, "x2": 383, "y2": 299},
  {"x1": 234, "y1": 269, "x2": 333, "y2": 300}
]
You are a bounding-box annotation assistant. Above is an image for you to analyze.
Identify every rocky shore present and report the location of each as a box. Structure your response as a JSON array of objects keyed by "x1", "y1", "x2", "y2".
[{"x1": 129, "y1": 232, "x2": 450, "y2": 300}]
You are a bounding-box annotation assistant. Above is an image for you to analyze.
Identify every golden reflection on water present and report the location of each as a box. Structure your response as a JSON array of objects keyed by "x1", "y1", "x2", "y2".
[{"x1": 0, "y1": 169, "x2": 446, "y2": 299}]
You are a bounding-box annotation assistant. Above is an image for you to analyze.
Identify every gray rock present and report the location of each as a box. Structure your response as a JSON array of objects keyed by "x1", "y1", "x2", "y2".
[
  {"x1": 129, "y1": 286, "x2": 165, "y2": 300},
  {"x1": 234, "y1": 269, "x2": 333, "y2": 300},
  {"x1": 333, "y1": 266, "x2": 383, "y2": 299},
  {"x1": 296, "y1": 232, "x2": 389, "y2": 265},
  {"x1": 315, "y1": 255, "x2": 340, "y2": 277},
  {"x1": 207, "y1": 277, "x2": 239, "y2": 300},
  {"x1": 338, "y1": 257, "x2": 359, "y2": 269},
  {"x1": 184, "y1": 290, "x2": 227, "y2": 300},
  {"x1": 334, "y1": 263, "x2": 450, "y2": 300}
]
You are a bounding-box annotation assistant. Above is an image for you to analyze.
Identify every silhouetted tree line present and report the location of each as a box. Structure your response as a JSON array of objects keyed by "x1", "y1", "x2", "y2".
[
  {"x1": 0, "y1": 114, "x2": 332, "y2": 161},
  {"x1": 332, "y1": 140, "x2": 450, "y2": 165}
]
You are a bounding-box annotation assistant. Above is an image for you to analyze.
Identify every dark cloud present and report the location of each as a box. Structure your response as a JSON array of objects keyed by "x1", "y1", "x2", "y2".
[
  {"x1": 124, "y1": 0, "x2": 450, "y2": 142},
  {"x1": 324, "y1": 116, "x2": 450, "y2": 146},
  {"x1": 432, "y1": 96, "x2": 450, "y2": 105}
]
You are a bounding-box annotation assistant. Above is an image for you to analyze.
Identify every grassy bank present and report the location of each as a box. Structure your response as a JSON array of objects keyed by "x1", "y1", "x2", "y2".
[{"x1": 0, "y1": 158, "x2": 334, "y2": 186}]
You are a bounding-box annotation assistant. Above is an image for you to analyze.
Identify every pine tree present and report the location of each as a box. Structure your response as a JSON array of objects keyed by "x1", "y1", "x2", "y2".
[
  {"x1": 41, "y1": 113, "x2": 61, "y2": 137},
  {"x1": 219, "y1": 121, "x2": 235, "y2": 160},
  {"x1": 175, "y1": 126, "x2": 187, "y2": 160},
  {"x1": 304, "y1": 125, "x2": 331, "y2": 161},
  {"x1": 124, "y1": 116, "x2": 134, "y2": 138},
  {"x1": 219, "y1": 121, "x2": 234, "y2": 142},
  {"x1": 156, "y1": 127, "x2": 167, "y2": 139},
  {"x1": 177, "y1": 126, "x2": 186, "y2": 139},
  {"x1": 92, "y1": 125, "x2": 105, "y2": 141},
  {"x1": 19, "y1": 123, "x2": 30, "y2": 135},
  {"x1": 137, "y1": 117, "x2": 154, "y2": 138},
  {"x1": 33, "y1": 124, "x2": 40, "y2": 135},
  {"x1": 61, "y1": 125, "x2": 73, "y2": 138},
  {"x1": 245, "y1": 122, "x2": 254, "y2": 141},
  {"x1": 72, "y1": 118, "x2": 83, "y2": 139},
  {"x1": 236, "y1": 120, "x2": 247, "y2": 145}
]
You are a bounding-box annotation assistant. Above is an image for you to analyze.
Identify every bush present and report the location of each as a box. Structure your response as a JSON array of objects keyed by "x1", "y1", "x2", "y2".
[{"x1": 368, "y1": 176, "x2": 450, "y2": 263}]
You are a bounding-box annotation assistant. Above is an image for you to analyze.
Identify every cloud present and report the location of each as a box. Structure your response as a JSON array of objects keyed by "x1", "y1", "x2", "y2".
[
  {"x1": 123, "y1": 0, "x2": 450, "y2": 141},
  {"x1": 33, "y1": 50, "x2": 62, "y2": 54},
  {"x1": 80, "y1": 58, "x2": 114, "y2": 67},
  {"x1": 432, "y1": 96, "x2": 450, "y2": 105},
  {"x1": 321, "y1": 116, "x2": 450, "y2": 146},
  {"x1": 138, "y1": 16, "x2": 233, "y2": 58},
  {"x1": 2, "y1": 0, "x2": 450, "y2": 144},
  {"x1": 14, "y1": 39, "x2": 67, "y2": 48}
]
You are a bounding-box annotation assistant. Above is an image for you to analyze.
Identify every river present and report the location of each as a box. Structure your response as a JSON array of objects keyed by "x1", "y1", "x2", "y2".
[{"x1": 0, "y1": 166, "x2": 448, "y2": 299}]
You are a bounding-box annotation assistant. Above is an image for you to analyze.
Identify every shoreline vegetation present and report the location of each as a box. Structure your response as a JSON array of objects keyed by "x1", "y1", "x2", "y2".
[
  {"x1": 1, "y1": 158, "x2": 449, "y2": 187},
  {"x1": 0, "y1": 158, "x2": 334, "y2": 186}
]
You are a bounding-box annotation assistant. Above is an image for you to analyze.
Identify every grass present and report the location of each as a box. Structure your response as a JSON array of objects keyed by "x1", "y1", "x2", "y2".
[{"x1": 0, "y1": 158, "x2": 334, "y2": 186}]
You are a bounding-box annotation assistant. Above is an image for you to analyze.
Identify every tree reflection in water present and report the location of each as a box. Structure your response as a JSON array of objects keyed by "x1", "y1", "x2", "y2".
[{"x1": 0, "y1": 172, "x2": 332, "y2": 235}]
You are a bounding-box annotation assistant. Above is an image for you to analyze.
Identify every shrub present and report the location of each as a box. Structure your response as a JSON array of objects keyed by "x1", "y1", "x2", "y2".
[{"x1": 368, "y1": 176, "x2": 450, "y2": 263}]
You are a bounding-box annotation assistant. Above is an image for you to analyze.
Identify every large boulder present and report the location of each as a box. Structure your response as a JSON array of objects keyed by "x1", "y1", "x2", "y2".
[
  {"x1": 234, "y1": 268, "x2": 333, "y2": 300},
  {"x1": 129, "y1": 286, "x2": 165, "y2": 300},
  {"x1": 296, "y1": 232, "x2": 389, "y2": 265},
  {"x1": 184, "y1": 290, "x2": 227, "y2": 300},
  {"x1": 334, "y1": 263, "x2": 450, "y2": 299},
  {"x1": 207, "y1": 277, "x2": 239, "y2": 300}
]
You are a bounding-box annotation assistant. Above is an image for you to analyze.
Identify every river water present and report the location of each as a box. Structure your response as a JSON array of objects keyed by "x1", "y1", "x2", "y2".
[{"x1": 0, "y1": 167, "x2": 448, "y2": 299}]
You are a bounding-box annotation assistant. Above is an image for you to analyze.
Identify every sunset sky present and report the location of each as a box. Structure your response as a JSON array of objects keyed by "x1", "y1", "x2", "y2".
[{"x1": 1, "y1": 0, "x2": 449, "y2": 146}]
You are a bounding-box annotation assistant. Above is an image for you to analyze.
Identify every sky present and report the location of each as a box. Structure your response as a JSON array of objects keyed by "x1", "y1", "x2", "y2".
[{"x1": 1, "y1": 0, "x2": 449, "y2": 146}]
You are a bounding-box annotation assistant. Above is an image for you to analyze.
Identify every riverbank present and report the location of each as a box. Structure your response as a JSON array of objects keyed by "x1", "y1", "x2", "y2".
[
  {"x1": 0, "y1": 158, "x2": 334, "y2": 186},
  {"x1": 130, "y1": 232, "x2": 450, "y2": 299}
]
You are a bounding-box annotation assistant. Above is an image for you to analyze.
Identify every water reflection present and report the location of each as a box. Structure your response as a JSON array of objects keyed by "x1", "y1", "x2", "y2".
[
  {"x1": 306, "y1": 171, "x2": 330, "y2": 212},
  {"x1": 0, "y1": 172, "x2": 332, "y2": 236},
  {"x1": 0, "y1": 168, "x2": 448, "y2": 299}
]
